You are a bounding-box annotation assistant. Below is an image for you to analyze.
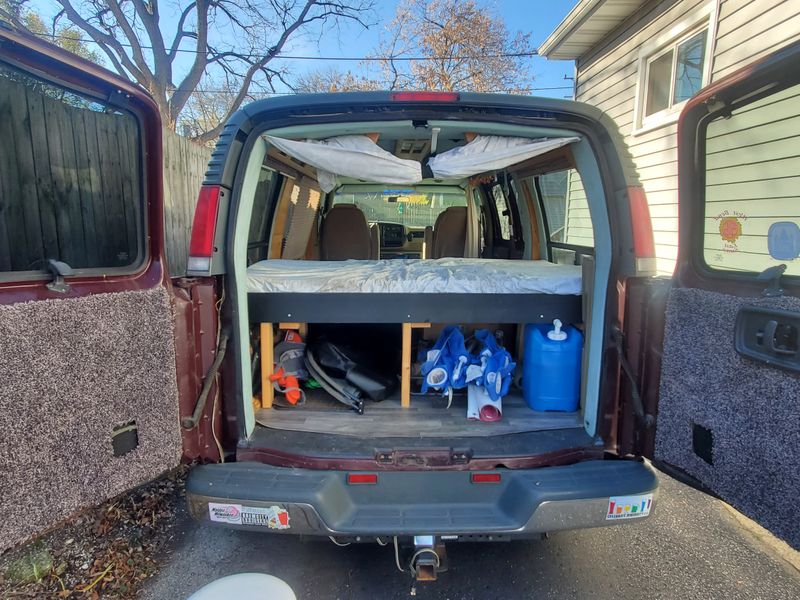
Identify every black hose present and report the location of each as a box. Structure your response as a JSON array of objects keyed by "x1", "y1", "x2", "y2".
[
  {"x1": 305, "y1": 350, "x2": 364, "y2": 414},
  {"x1": 181, "y1": 329, "x2": 230, "y2": 429},
  {"x1": 612, "y1": 326, "x2": 655, "y2": 429}
]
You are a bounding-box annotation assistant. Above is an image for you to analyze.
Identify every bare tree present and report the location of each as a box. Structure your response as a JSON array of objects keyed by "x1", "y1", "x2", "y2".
[
  {"x1": 293, "y1": 66, "x2": 380, "y2": 93},
  {"x1": 180, "y1": 75, "x2": 266, "y2": 142},
  {"x1": 0, "y1": 0, "x2": 99, "y2": 62},
  {"x1": 292, "y1": 0, "x2": 535, "y2": 95},
  {"x1": 2, "y1": 0, "x2": 374, "y2": 142},
  {"x1": 374, "y1": 0, "x2": 534, "y2": 93}
]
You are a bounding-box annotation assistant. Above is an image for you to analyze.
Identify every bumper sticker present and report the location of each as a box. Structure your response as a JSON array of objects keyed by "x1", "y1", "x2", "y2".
[
  {"x1": 606, "y1": 494, "x2": 653, "y2": 520},
  {"x1": 208, "y1": 503, "x2": 290, "y2": 529}
]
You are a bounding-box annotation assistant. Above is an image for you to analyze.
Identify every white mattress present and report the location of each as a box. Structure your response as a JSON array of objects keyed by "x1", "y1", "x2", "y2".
[{"x1": 247, "y1": 258, "x2": 582, "y2": 295}]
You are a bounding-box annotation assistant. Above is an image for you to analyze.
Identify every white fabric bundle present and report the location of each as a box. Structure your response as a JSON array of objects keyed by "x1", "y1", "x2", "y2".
[
  {"x1": 264, "y1": 134, "x2": 423, "y2": 192},
  {"x1": 428, "y1": 135, "x2": 581, "y2": 179}
]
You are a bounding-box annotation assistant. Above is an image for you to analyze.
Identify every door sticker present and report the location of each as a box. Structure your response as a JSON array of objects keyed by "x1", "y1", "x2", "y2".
[
  {"x1": 714, "y1": 210, "x2": 747, "y2": 253},
  {"x1": 767, "y1": 221, "x2": 800, "y2": 261},
  {"x1": 208, "y1": 503, "x2": 290, "y2": 529},
  {"x1": 606, "y1": 494, "x2": 653, "y2": 520}
]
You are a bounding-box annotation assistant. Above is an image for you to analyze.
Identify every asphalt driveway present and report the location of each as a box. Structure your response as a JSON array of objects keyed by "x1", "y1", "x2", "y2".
[{"x1": 142, "y1": 471, "x2": 799, "y2": 600}]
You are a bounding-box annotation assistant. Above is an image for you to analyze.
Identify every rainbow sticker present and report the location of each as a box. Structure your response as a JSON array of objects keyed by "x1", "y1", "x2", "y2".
[{"x1": 606, "y1": 494, "x2": 654, "y2": 520}]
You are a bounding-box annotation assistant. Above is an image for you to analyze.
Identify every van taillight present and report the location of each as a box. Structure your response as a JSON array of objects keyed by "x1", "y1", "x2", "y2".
[
  {"x1": 390, "y1": 91, "x2": 459, "y2": 102},
  {"x1": 627, "y1": 186, "x2": 657, "y2": 275},
  {"x1": 347, "y1": 473, "x2": 378, "y2": 485},
  {"x1": 188, "y1": 185, "x2": 221, "y2": 271},
  {"x1": 470, "y1": 473, "x2": 501, "y2": 483}
]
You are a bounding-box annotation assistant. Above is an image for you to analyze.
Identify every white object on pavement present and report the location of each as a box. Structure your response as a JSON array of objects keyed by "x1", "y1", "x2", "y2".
[{"x1": 187, "y1": 573, "x2": 296, "y2": 600}]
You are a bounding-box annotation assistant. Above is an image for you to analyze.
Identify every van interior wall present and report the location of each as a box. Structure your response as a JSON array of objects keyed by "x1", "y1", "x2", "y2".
[
  {"x1": 0, "y1": 288, "x2": 182, "y2": 551},
  {"x1": 656, "y1": 288, "x2": 800, "y2": 549}
]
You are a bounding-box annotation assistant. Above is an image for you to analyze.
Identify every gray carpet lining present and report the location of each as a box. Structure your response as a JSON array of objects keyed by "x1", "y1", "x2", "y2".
[
  {"x1": 0, "y1": 287, "x2": 182, "y2": 551},
  {"x1": 655, "y1": 287, "x2": 800, "y2": 549}
]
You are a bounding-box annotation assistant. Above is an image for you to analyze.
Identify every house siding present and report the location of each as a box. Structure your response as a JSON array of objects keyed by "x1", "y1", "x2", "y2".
[{"x1": 572, "y1": 0, "x2": 800, "y2": 274}]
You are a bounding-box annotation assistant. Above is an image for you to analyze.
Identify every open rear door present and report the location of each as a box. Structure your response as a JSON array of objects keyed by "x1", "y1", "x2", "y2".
[
  {"x1": 647, "y1": 41, "x2": 800, "y2": 549},
  {"x1": 0, "y1": 29, "x2": 187, "y2": 550}
]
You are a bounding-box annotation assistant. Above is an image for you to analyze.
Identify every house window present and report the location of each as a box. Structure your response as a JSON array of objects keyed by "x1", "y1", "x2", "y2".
[
  {"x1": 644, "y1": 29, "x2": 708, "y2": 119},
  {"x1": 634, "y1": 2, "x2": 715, "y2": 134}
]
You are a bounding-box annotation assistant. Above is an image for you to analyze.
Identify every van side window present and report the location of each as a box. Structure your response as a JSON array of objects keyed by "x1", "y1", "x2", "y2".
[
  {"x1": 537, "y1": 169, "x2": 594, "y2": 264},
  {"x1": 491, "y1": 184, "x2": 512, "y2": 241},
  {"x1": 0, "y1": 63, "x2": 143, "y2": 274},
  {"x1": 702, "y1": 81, "x2": 800, "y2": 276},
  {"x1": 247, "y1": 168, "x2": 284, "y2": 265}
]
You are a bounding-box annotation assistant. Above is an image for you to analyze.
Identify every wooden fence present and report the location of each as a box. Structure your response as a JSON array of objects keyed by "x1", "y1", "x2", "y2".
[
  {"x1": 0, "y1": 76, "x2": 142, "y2": 272},
  {"x1": 162, "y1": 130, "x2": 212, "y2": 276},
  {"x1": 0, "y1": 72, "x2": 212, "y2": 277}
]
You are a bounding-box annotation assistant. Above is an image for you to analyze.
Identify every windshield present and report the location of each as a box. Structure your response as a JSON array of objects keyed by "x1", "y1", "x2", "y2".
[{"x1": 332, "y1": 187, "x2": 466, "y2": 229}]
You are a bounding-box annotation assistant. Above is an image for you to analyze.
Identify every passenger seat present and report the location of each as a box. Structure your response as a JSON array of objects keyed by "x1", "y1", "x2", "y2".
[
  {"x1": 321, "y1": 204, "x2": 372, "y2": 260},
  {"x1": 430, "y1": 206, "x2": 467, "y2": 258}
]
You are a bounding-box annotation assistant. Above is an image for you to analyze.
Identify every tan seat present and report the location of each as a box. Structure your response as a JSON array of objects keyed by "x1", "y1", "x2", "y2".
[
  {"x1": 321, "y1": 204, "x2": 372, "y2": 260},
  {"x1": 431, "y1": 206, "x2": 467, "y2": 258}
]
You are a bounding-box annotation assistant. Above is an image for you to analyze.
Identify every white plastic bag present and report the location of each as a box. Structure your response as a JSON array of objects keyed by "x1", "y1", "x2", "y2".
[
  {"x1": 428, "y1": 135, "x2": 580, "y2": 180},
  {"x1": 264, "y1": 135, "x2": 423, "y2": 192}
]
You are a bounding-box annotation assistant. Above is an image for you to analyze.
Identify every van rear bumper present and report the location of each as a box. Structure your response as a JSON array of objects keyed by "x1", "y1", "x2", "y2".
[{"x1": 186, "y1": 459, "x2": 658, "y2": 537}]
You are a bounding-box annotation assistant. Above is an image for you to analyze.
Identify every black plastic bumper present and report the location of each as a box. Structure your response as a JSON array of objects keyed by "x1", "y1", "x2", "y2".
[{"x1": 186, "y1": 459, "x2": 658, "y2": 537}]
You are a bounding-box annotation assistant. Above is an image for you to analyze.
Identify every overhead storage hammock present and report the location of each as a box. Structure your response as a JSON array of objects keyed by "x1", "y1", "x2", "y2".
[
  {"x1": 264, "y1": 134, "x2": 423, "y2": 193},
  {"x1": 427, "y1": 135, "x2": 581, "y2": 180}
]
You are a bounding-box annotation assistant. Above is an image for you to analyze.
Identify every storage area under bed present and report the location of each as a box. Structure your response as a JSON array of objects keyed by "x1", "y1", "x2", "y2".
[{"x1": 251, "y1": 312, "x2": 586, "y2": 438}]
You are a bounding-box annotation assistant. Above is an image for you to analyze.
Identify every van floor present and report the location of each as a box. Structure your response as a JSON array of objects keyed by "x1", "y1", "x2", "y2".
[{"x1": 255, "y1": 389, "x2": 582, "y2": 438}]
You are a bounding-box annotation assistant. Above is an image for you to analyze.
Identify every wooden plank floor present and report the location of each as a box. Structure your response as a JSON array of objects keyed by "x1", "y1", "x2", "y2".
[{"x1": 255, "y1": 391, "x2": 583, "y2": 438}]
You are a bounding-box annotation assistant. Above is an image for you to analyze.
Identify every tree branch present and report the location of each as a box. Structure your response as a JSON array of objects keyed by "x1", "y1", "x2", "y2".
[
  {"x1": 54, "y1": 0, "x2": 145, "y2": 82},
  {"x1": 168, "y1": 2, "x2": 197, "y2": 59},
  {"x1": 102, "y1": 0, "x2": 154, "y2": 86},
  {"x1": 168, "y1": 0, "x2": 210, "y2": 123}
]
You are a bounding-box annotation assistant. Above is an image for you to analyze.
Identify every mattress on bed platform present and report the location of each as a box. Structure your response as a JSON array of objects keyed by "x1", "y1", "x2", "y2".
[{"x1": 247, "y1": 258, "x2": 582, "y2": 295}]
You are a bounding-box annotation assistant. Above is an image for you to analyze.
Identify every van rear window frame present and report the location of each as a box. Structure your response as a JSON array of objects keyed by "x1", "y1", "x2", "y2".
[{"x1": 0, "y1": 59, "x2": 148, "y2": 282}]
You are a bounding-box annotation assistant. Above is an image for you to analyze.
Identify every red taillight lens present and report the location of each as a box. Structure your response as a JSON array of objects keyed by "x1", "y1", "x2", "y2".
[
  {"x1": 627, "y1": 186, "x2": 655, "y2": 259},
  {"x1": 189, "y1": 185, "x2": 221, "y2": 258},
  {"x1": 347, "y1": 473, "x2": 378, "y2": 485},
  {"x1": 470, "y1": 473, "x2": 501, "y2": 484},
  {"x1": 390, "y1": 91, "x2": 460, "y2": 102}
]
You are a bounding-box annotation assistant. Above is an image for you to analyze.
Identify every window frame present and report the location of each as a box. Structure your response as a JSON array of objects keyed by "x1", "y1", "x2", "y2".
[
  {"x1": 696, "y1": 79, "x2": 800, "y2": 281},
  {"x1": 0, "y1": 60, "x2": 148, "y2": 282},
  {"x1": 530, "y1": 172, "x2": 595, "y2": 266},
  {"x1": 632, "y1": 1, "x2": 717, "y2": 136}
]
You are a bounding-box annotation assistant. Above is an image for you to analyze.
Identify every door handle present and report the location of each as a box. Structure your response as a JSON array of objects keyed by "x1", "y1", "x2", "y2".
[
  {"x1": 764, "y1": 320, "x2": 797, "y2": 356},
  {"x1": 735, "y1": 305, "x2": 800, "y2": 373}
]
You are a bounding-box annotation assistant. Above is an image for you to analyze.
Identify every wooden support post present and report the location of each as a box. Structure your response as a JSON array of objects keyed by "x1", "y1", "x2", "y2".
[
  {"x1": 401, "y1": 323, "x2": 412, "y2": 408},
  {"x1": 260, "y1": 323, "x2": 274, "y2": 409},
  {"x1": 401, "y1": 322, "x2": 432, "y2": 408}
]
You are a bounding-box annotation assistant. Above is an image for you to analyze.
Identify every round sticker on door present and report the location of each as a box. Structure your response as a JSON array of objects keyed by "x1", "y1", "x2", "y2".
[
  {"x1": 714, "y1": 210, "x2": 747, "y2": 253},
  {"x1": 767, "y1": 221, "x2": 800, "y2": 261},
  {"x1": 719, "y1": 216, "x2": 743, "y2": 243}
]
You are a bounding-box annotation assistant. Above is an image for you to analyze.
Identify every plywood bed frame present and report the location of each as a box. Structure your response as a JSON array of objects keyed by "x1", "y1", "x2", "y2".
[{"x1": 255, "y1": 293, "x2": 582, "y2": 410}]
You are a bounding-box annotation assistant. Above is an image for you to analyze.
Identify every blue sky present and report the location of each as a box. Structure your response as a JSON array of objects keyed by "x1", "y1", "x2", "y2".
[
  {"x1": 34, "y1": 0, "x2": 578, "y2": 99},
  {"x1": 288, "y1": 0, "x2": 579, "y2": 98}
]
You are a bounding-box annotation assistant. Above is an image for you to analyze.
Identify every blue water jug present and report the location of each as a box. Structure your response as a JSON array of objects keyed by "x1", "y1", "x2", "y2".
[{"x1": 522, "y1": 320, "x2": 583, "y2": 412}]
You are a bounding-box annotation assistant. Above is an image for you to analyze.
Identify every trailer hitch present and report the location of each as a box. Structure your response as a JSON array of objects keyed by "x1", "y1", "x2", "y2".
[{"x1": 393, "y1": 536, "x2": 448, "y2": 583}]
